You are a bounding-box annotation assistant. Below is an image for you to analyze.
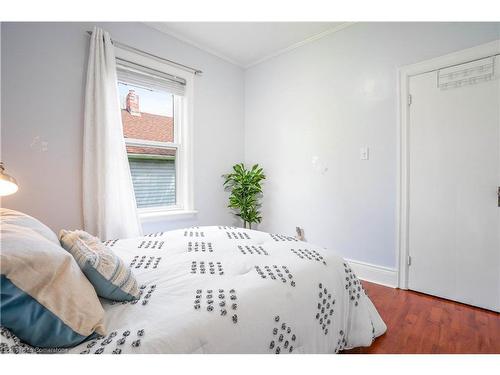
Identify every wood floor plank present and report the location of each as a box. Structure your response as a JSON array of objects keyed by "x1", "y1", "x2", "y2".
[{"x1": 343, "y1": 281, "x2": 500, "y2": 354}]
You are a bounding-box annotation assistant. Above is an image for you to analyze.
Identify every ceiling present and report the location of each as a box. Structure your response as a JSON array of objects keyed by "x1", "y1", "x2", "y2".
[{"x1": 146, "y1": 22, "x2": 351, "y2": 68}]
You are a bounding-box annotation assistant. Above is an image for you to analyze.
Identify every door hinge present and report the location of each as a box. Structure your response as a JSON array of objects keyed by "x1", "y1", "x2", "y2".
[
  {"x1": 408, "y1": 94, "x2": 412, "y2": 106},
  {"x1": 407, "y1": 255, "x2": 412, "y2": 266}
]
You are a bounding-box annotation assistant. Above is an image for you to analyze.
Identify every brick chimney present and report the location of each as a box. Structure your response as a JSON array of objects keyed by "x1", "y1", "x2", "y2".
[{"x1": 126, "y1": 90, "x2": 141, "y2": 116}]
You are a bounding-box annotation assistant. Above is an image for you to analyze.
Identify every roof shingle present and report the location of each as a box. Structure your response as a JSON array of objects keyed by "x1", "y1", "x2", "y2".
[
  {"x1": 121, "y1": 109, "x2": 175, "y2": 157},
  {"x1": 122, "y1": 109, "x2": 173, "y2": 143}
]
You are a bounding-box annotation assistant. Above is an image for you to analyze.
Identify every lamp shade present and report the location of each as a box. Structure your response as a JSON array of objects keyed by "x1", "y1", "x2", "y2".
[{"x1": 0, "y1": 163, "x2": 18, "y2": 196}]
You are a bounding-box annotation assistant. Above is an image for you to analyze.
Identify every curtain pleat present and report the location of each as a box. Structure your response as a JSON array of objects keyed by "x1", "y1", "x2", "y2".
[{"x1": 83, "y1": 27, "x2": 142, "y2": 240}]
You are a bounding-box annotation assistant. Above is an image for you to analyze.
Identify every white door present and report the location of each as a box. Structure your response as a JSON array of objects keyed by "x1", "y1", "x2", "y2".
[{"x1": 408, "y1": 56, "x2": 500, "y2": 312}]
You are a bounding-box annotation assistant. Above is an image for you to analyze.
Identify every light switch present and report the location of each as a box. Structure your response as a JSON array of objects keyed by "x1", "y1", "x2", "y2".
[{"x1": 360, "y1": 147, "x2": 369, "y2": 160}]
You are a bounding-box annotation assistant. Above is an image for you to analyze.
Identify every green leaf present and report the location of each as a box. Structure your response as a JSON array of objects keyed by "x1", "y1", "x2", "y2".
[{"x1": 223, "y1": 163, "x2": 266, "y2": 228}]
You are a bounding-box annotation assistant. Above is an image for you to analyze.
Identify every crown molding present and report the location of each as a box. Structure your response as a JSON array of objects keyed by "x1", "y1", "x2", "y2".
[
  {"x1": 144, "y1": 22, "x2": 355, "y2": 69},
  {"x1": 145, "y1": 22, "x2": 243, "y2": 67},
  {"x1": 244, "y1": 22, "x2": 355, "y2": 68}
]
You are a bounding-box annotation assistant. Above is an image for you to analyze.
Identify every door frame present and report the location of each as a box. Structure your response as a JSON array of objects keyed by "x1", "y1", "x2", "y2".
[{"x1": 397, "y1": 39, "x2": 500, "y2": 289}]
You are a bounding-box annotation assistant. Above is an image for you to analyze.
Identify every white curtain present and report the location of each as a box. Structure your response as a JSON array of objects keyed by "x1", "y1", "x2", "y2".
[{"x1": 83, "y1": 27, "x2": 142, "y2": 240}]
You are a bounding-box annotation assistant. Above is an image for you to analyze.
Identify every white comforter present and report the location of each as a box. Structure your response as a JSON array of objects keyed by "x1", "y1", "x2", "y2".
[{"x1": 1, "y1": 226, "x2": 386, "y2": 354}]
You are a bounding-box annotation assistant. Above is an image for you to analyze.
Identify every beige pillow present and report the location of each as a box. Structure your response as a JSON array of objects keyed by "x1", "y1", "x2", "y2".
[
  {"x1": 1, "y1": 209, "x2": 106, "y2": 348},
  {"x1": 0, "y1": 208, "x2": 59, "y2": 244}
]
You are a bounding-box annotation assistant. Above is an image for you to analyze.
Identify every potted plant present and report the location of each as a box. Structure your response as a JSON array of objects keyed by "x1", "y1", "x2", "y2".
[{"x1": 223, "y1": 163, "x2": 265, "y2": 229}]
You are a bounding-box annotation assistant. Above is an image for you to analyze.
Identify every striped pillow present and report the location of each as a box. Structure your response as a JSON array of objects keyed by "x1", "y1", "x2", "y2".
[{"x1": 59, "y1": 230, "x2": 140, "y2": 301}]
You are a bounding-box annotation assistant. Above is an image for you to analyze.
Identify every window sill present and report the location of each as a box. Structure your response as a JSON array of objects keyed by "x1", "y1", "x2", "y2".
[{"x1": 138, "y1": 209, "x2": 198, "y2": 223}]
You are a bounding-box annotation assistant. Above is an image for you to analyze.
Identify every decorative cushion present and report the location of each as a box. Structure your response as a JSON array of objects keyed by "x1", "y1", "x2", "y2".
[
  {"x1": 59, "y1": 230, "x2": 140, "y2": 301},
  {"x1": 0, "y1": 209, "x2": 106, "y2": 348}
]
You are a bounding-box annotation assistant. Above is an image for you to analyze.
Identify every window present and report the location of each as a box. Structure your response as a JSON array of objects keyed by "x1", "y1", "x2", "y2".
[
  {"x1": 115, "y1": 48, "x2": 194, "y2": 218},
  {"x1": 118, "y1": 83, "x2": 176, "y2": 208}
]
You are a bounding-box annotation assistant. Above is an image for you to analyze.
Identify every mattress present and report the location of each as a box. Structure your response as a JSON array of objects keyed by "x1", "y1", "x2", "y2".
[{"x1": 0, "y1": 226, "x2": 386, "y2": 354}]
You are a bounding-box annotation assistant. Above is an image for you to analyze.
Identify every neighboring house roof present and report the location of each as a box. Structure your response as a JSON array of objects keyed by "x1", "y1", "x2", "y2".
[{"x1": 122, "y1": 109, "x2": 175, "y2": 157}]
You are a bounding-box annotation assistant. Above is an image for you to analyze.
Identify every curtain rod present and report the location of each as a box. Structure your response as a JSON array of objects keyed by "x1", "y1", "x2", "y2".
[{"x1": 86, "y1": 31, "x2": 203, "y2": 76}]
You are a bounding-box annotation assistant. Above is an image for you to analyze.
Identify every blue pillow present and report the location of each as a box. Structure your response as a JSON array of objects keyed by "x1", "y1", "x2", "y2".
[
  {"x1": 0, "y1": 209, "x2": 106, "y2": 348},
  {"x1": 1, "y1": 275, "x2": 99, "y2": 348},
  {"x1": 59, "y1": 230, "x2": 140, "y2": 301}
]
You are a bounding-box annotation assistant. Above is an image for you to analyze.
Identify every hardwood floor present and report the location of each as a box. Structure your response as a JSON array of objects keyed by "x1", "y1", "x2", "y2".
[{"x1": 344, "y1": 281, "x2": 500, "y2": 354}]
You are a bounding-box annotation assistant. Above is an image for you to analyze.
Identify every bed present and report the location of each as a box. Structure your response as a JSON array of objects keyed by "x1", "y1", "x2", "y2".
[{"x1": 1, "y1": 225, "x2": 386, "y2": 354}]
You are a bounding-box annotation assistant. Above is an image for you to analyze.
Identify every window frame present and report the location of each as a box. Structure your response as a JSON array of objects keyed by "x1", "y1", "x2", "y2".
[{"x1": 115, "y1": 46, "x2": 195, "y2": 221}]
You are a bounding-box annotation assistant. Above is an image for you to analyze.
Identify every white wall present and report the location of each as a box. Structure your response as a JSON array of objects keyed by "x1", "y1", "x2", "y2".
[
  {"x1": 244, "y1": 22, "x2": 500, "y2": 269},
  {"x1": 1, "y1": 22, "x2": 245, "y2": 233},
  {"x1": 3, "y1": 22, "x2": 499, "y2": 269}
]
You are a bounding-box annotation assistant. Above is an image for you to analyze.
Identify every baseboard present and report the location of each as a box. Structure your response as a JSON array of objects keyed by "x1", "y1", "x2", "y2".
[{"x1": 345, "y1": 258, "x2": 398, "y2": 288}]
